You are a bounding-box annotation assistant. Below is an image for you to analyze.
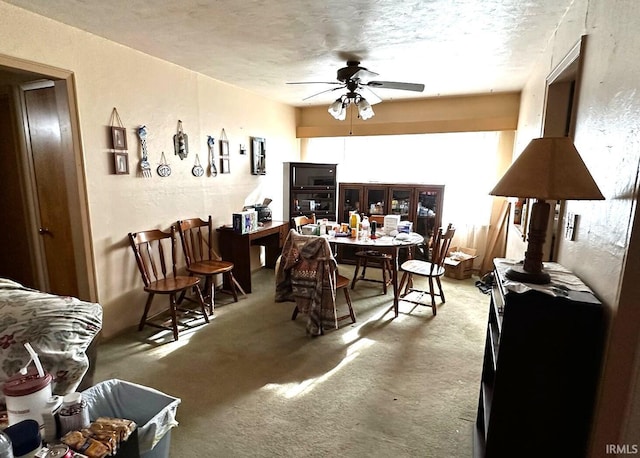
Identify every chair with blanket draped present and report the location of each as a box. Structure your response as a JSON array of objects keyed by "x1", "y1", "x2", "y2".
[
  {"x1": 275, "y1": 229, "x2": 355, "y2": 335},
  {"x1": 397, "y1": 224, "x2": 455, "y2": 316}
]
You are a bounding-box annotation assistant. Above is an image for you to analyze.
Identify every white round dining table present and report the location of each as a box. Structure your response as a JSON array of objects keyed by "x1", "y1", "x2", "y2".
[{"x1": 326, "y1": 232, "x2": 425, "y2": 317}]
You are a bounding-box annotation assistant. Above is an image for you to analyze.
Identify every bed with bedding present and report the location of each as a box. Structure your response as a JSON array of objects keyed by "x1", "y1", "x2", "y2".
[{"x1": 0, "y1": 278, "x2": 102, "y2": 404}]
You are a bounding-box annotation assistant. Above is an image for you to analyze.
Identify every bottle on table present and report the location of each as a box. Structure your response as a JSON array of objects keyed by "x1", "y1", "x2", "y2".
[{"x1": 360, "y1": 216, "x2": 370, "y2": 241}]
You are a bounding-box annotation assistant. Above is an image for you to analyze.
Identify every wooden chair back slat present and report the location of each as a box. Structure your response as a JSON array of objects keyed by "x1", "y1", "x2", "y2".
[
  {"x1": 128, "y1": 228, "x2": 178, "y2": 286},
  {"x1": 292, "y1": 213, "x2": 316, "y2": 233},
  {"x1": 178, "y1": 216, "x2": 220, "y2": 266}
]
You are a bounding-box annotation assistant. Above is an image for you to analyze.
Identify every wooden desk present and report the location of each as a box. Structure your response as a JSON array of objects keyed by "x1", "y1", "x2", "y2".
[{"x1": 217, "y1": 221, "x2": 289, "y2": 293}]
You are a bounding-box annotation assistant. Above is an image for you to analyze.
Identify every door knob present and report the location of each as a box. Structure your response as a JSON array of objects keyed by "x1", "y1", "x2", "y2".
[{"x1": 38, "y1": 227, "x2": 51, "y2": 235}]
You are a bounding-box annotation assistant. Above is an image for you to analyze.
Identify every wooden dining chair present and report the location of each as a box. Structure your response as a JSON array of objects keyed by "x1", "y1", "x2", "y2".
[
  {"x1": 128, "y1": 227, "x2": 209, "y2": 341},
  {"x1": 292, "y1": 213, "x2": 316, "y2": 232},
  {"x1": 276, "y1": 230, "x2": 355, "y2": 335},
  {"x1": 351, "y1": 215, "x2": 393, "y2": 294},
  {"x1": 397, "y1": 224, "x2": 455, "y2": 316},
  {"x1": 177, "y1": 216, "x2": 244, "y2": 315}
]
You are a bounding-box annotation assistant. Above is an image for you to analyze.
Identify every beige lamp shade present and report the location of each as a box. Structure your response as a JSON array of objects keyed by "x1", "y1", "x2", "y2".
[{"x1": 490, "y1": 137, "x2": 604, "y2": 200}]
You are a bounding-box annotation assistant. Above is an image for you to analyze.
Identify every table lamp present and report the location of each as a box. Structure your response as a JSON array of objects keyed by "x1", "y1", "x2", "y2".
[{"x1": 490, "y1": 137, "x2": 604, "y2": 284}]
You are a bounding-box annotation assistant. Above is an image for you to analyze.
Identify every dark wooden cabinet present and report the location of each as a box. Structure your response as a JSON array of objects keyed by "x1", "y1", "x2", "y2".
[
  {"x1": 284, "y1": 162, "x2": 337, "y2": 222},
  {"x1": 336, "y1": 182, "x2": 444, "y2": 264},
  {"x1": 474, "y1": 259, "x2": 605, "y2": 458}
]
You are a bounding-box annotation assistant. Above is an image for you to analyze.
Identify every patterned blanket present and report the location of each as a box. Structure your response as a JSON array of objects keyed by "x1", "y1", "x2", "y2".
[
  {"x1": 275, "y1": 230, "x2": 338, "y2": 335},
  {"x1": 0, "y1": 278, "x2": 102, "y2": 404}
]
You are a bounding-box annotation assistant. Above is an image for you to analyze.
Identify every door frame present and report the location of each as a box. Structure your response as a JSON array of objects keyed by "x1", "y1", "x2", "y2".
[
  {"x1": 0, "y1": 53, "x2": 96, "y2": 301},
  {"x1": 540, "y1": 35, "x2": 587, "y2": 262}
]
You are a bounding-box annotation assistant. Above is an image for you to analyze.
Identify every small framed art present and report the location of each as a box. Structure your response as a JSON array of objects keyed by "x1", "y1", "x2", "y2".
[
  {"x1": 251, "y1": 137, "x2": 266, "y2": 175},
  {"x1": 220, "y1": 157, "x2": 230, "y2": 174},
  {"x1": 220, "y1": 139, "x2": 229, "y2": 157},
  {"x1": 114, "y1": 151, "x2": 129, "y2": 174},
  {"x1": 111, "y1": 126, "x2": 127, "y2": 150}
]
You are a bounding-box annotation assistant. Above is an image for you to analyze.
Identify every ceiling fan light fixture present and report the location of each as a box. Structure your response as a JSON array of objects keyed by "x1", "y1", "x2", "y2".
[
  {"x1": 356, "y1": 96, "x2": 374, "y2": 120},
  {"x1": 328, "y1": 97, "x2": 347, "y2": 120}
]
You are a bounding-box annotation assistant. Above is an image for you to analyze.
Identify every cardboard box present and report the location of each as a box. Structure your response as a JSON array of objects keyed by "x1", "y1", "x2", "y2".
[
  {"x1": 383, "y1": 215, "x2": 401, "y2": 234},
  {"x1": 444, "y1": 246, "x2": 478, "y2": 279},
  {"x1": 232, "y1": 210, "x2": 258, "y2": 234},
  {"x1": 397, "y1": 221, "x2": 413, "y2": 233}
]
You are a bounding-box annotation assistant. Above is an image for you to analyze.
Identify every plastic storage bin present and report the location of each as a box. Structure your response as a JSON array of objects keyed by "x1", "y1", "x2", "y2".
[{"x1": 82, "y1": 379, "x2": 180, "y2": 458}]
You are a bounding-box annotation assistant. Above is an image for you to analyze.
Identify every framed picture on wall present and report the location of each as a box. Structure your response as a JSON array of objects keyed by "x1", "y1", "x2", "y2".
[
  {"x1": 251, "y1": 137, "x2": 266, "y2": 175},
  {"x1": 111, "y1": 126, "x2": 127, "y2": 150},
  {"x1": 221, "y1": 157, "x2": 230, "y2": 174},
  {"x1": 220, "y1": 139, "x2": 229, "y2": 157},
  {"x1": 114, "y1": 151, "x2": 129, "y2": 174}
]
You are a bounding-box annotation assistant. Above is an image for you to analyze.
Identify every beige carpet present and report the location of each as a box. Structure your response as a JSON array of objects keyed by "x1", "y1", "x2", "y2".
[{"x1": 94, "y1": 265, "x2": 489, "y2": 457}]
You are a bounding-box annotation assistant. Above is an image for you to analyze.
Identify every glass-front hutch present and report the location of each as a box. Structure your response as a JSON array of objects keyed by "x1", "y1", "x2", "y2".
[{"x1": 337, "y1": 182, "x2": 444, "y2": 263}]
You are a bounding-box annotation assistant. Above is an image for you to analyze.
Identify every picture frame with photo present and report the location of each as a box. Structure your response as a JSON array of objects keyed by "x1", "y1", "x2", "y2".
[
  {"x1": 114, "y1": 151, "x2": 129, "y2": 174},
  {"x1": 219, "y1": 139, "x2": 229, "y2": 157},
  {"x1": 111, "y1": 126, "x2": 127, "y2": 150},
  {"x1": 220, "y1": 157, "x2": 230, "y2": 174}
]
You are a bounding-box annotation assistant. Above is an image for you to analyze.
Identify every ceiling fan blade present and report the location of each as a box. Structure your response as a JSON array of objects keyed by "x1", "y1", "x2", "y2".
[
  {"x1": 352, "y1": 68, "x2": 379, "y2": 82},
  {"x1": 366, "y1": 81, "x2": 425, "y2": 92},
  {"x1": 302, "y1": 85, "x2": 345, "y2": 101},
  {"x1": 359, "y1": 87, "x2": 382, "y2": 105},
  {"x1": 286, "y1": 81, "x2": 343, "y2": 85}
]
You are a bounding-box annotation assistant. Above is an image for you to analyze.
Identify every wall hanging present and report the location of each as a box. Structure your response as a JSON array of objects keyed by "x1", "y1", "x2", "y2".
[
  {"x1": 251, "y1": 137, "x2": 266, "y2": 175},
  {"x1": 207, "y1": 136, "x2": 217, "y2": 177},
  {"x1": 110, "y1": 108, "x2": 127, "y2": 150},
  {"x1": 137, "y1": 125, "x2": 152, "y2": 178},
  {"x1": 220, "y1": 128, "x2": 230, "y2": 174},
  {"x1": 192, "y1": 154, "x2": 204, "y2": 177},
  {"x1": 110, "y1": 107, "x2": 129, "y2": 174},
  {"x1": 157, "y1": 152, "x2": 171, "y2": 177},
  {"x1": 173, "y1": 120, "x2": 189, "y2": 160},
  {"x1": 114, "y1": 152, "x2": 129, "y2": 175}
]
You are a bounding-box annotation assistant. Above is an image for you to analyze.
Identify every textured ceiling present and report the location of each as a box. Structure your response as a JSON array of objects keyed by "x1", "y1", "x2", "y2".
[{"x1": 5, "y1": 0, "x2": 573, "y2": 107}]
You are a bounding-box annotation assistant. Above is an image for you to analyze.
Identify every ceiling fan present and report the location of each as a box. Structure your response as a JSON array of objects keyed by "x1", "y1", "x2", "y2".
[{"x1": 287, "y1": 60, "x2": 425, "y2": 120}]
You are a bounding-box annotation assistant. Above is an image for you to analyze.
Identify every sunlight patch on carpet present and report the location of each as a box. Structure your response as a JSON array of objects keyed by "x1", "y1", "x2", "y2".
[{"x1": 263, "y1": 336, "x2": 375, "y2": 398}]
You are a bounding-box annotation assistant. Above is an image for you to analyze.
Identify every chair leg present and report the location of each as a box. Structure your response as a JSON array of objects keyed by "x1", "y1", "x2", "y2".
[
  {"x1": 428, "y1": 277, "x2": 437, "y2": 316},
  {"x1": 351, "y1": 257, "x2": 363, "y2": 289},
  {"x1": 343, "y1": 288, "x2": 356, "y2": 323},
  {"x1": 381, "y1": 259, "x2": 388, "y2": 295},
  {"x1": 226, "y1": 272, "x2": 239, "y2": 302},
  {"x1": 436, "y1": 276, "x2": 445, "y2": 303},
  {"x1": 398, "y1": 272, "x2": 413, "y2": 296},
  {"x1": 139, "y1": 293, "x2": 155, "y2": 331},
  {"x1": 193, "y1": 285, "x2": 210, "y2": 323},
  {"x1": 205, "y1": 275, "x2": 215, "y2": 315},
  {"x1": 291, "y1": 306, "x2": 299, "y2": 320},
  {"x1": 361, "y1": 257, "x2": 368, "y2": 279},
  {"x1": 169, "y1": 293, "x2": 180, "y2": 341},
  {"x1": 231, "y1": 275, "x2": 247, "y2": 297}
]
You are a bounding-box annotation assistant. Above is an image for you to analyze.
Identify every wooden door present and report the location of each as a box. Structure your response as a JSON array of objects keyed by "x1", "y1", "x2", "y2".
[
  {"x1": 0, "y1": 91, "x2": 35, "y2": 287},
  {"x1": 23, "y1": 84, "x2": 78, "y2": 297}
]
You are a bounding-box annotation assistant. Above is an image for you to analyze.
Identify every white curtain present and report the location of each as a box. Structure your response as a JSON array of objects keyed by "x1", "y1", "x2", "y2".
[{"x1": 305, "y1": 132, "x2": 500, "y2": 262}]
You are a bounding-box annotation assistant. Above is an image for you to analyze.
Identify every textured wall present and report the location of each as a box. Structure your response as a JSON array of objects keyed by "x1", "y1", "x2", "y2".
[
  {"x1": 0, "y1": 3, "x2": 298, "y2": 338},
  {"x1": 515, "y1": 0, "x2": 640, "y2": 452}
]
